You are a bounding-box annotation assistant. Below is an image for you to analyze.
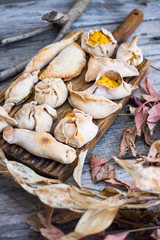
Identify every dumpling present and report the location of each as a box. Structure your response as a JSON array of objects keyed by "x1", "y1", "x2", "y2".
[
  {"x1": 25, "y1": 30, "x2": 83, "y2": 72},
  {"x1": 3, "y1": 126, "x2": 77, "y2": 164},
  {"x1": 34, "y1": 78, "x2": 68, "y2": 108},
  {"x1": 39, "y1": 42, "x2": 86, "y2": 81},
  {"x1": 85, "y1": 57, "x2": 139, "y2": 82},
  {"x1": 0, "y1": 106, "x2": 17, "y2": 133},
  {"x1": 81, "y1": 28, "x2": 117, "y2": 58},
  {"x1": 54, "y1": 109, "x2": 98, "y2": 148},
  {"x1": 14, "y1": 101, "x2": 57, "y2": 132},
  {"x1": 86, "y1": 70, "x2": 138, "y2": 100},
  {"x1": 3, "y1": 70, "x2": 39, "y2": 113},
  {"x1": 116, "y1": 36, "x2": 143, "y2": 67},
  {"x1": 68, "y1": 83, "x2": 122, "y2": 119}
]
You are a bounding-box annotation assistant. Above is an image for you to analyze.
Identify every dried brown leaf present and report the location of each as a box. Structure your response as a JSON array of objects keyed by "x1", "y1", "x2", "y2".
[
  {"x1": 119, "y1": 125, "x2": 137, "y2": 157},
  {"x1": 141, "y1": 73, "x2": 160, "y2": 99},
  {"x1": 52, "y1": 211, "x2": 82, "y2": 224},
  {"x1": 114, "y1": 157, "x2": 160, "y2": 192},
  {"x1": 90, "y1": 154, "x2": 115, "y2": 183},
  {"x1": 135, "y1": 104, "x2": 149, "y2": 136},
  {"x1": 141, "y1": 140, "x2": 160, "y2": 163},
  {"x1": 73, "y1": 149, "x2": 87, "y2": 188},
  {"x1": 26, "y1": 213, "x2": 45, "y2": 232},
  {"x1": 105, "y1": 178, "x2": 138, "y2": 192},
  {"x1": 147, "y1": 103, "x2": 160, "y2": 134},
  {"x1": 60, "y1": 207, "x2": 119, "y2": 240},
  {"x1": 40, "y1": 225, "x2": 64, "y2": 240},
  {"x1": 142, "y1": 127, "x2": 152, "y2": 146}
]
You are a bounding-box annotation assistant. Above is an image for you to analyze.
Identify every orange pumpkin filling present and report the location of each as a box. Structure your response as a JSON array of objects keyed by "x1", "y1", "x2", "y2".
[
  {"x1": 88, "y1": 31, "x2": 111, "y2": 45},
  {"x1": 97, "y1": 76, "x2": 120, "y2": 88}
]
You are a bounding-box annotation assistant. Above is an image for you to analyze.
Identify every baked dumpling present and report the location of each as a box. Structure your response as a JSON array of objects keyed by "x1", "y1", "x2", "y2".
[
  {"x1": 81, "y1": 28, "x2": 117, "y2": 58},
  {"x1": 34, "y1": 78, "x2": 68, "y2": 108},
  {"x1": 54, "y1": 109, "x2": 98, "y2": 148},
  {"x1": 25, "y1": 30, "x2": 83, "y2": 72},
  {"x1": 3, "y1": 126, "x2": 77, "y2": 164},
  {"x1": 116, "y1": 36, "x2": 143, "y2": 67},
  {"x1": 14, "y1": 101, "x2": 57, "y2": 132},
  {"x1": 85, "y1": 57, "x2": 139, "y2": 82},
  {"x1": 3, "y1": 70, "x2": 39, "y2": 113},
  {"x1": 68, "y1": 83, "x2": 122, "y2": 119},
  {"x1": 0, "y1": 106, "x2": 17, "y2": 133},
  {"x1": 39, "y1": 42, "x2": 86, "y2": 81},
  {"x1": 86, "y1": 70, "x2": 138, "y2": 100}
]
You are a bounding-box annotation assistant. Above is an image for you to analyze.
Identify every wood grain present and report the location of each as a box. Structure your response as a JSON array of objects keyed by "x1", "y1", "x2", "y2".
[{"x1": 0, "y1": 9, "x2": 150, "y2": 181}]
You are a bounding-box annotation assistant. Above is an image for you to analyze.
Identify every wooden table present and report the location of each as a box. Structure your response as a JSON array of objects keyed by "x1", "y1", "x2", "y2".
[{"x1": 0, "y1": 0, "x2": 160, "y2": 239}]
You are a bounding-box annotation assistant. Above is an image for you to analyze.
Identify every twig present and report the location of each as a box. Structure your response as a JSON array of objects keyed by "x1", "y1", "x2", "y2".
[
  {"x1": 1, "y1": 25, "x2": 53, "y2": 45},
  {"x1": 0, "y1": 0, "x2": 91, "y2": 82},
  {"x1": 150, "y1": 65, "x2": 160, "y2": 72}
]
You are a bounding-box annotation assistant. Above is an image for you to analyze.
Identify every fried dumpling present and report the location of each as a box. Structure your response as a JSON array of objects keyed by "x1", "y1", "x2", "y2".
[
  {"x1": 25, "y1": 30, "x2": 83, "y2": 72},
  {"x1": 85, "y1": 57, "x2": 139, "y2": 82},
  {"x1": 14, "y1": 101, "x2": 57, "y2": 132},
  {"x1": 68, "y1": 83, "x2": 122, "y2": 119},
  {"x1": 3, "y1": 126, "x2": 77, "y2": 164},
  {"x1": 0, "y1": 106, "x2": 17, "y2": 133},
  {"x1": 54, "y1": 109, "x2": 98, "y2": 148},
  {"x1": 81, "y1": 28, "x2": 117, "y2": 58},
  {"x1": 34, "y1": 78, "x2": 68, "y2": 108},
  {"x1": 86, "y1": 70, "x2": 138, "y2": 100},
  {"x1": 116, "y1": 36, "x2": 143, "y2": 67},
  {"x1": 39, "y1": 42, "x2": 86, "y2": 81},
  {"x1": 3, "y1": 70, "x2": 39, "y2": 113}
]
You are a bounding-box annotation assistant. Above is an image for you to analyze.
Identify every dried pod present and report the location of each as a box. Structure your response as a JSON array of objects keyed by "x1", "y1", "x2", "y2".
[
  {"x1": 34, "y1": 78, "x2": 68, "y2": 108},
  {"x1": 81, "y1": 28, "x2": 117, "y2": 57},
  {"x1": 86, "y1": 70, "x2": 138, "y2": 100},
  {"x1": 116, "y1": 36, "x2": 143, "y2": 66},
  {"x1": 54, "y1": 109, "x2": 98, "y2": 148}
]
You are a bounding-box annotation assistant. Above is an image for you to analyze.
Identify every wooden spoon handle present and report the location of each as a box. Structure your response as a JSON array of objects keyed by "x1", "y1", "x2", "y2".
[{"x1": 112, "y1": 9, "x2": 143, "y2": 44}]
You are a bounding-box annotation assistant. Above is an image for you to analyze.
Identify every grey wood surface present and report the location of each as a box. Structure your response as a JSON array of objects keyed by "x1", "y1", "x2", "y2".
[{"x1": 0, "y1": 0, "x2": 160, "y2": 239}]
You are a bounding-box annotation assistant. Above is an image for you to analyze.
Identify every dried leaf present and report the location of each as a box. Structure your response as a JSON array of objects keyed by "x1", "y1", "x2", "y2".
[
  {"x1": 147, "y1": 103, "x2": 160, "y2": 134},
  {"x1": 141, "y1": 73, "x2": 160, "y2": 99},
  {"x1": 40, "y1": 224, "x2": 64, "y2": 240},
  {"x1": 141, "y1": 140, "x2": 160, "y2": 163},
  {"x1": 119, "y1": 125, "x2": 137, "y2": 157},
  {"x1": 26, "y1": 213, "x2": 45, "y2": 232},
  {"x1": 105, "y1": 178, "x2": 138, "y2": 192},
  {"x1": 151, "y1": 229, "x2": 160, "y2": 239},
  {"x1": 90, "y1": 154, "x2": 115, "y2": 183},
  {"x1": 142, "y1": 127, "x2": 152, "y2": 146},
  {"x1": 60, "y1": 207, "x2": 119, "y2": 240},
  {"x1": 104, "y1": 232, "x2": 128, "y2": 240},
  {"x1": 135, "y1": 104, "x2": 149, "y2": 136},
  {"x1": 73, "y1": 149, "x2": 88, "y2": 188},
  {"x1": 114, "y1": 157, "x2": 160, "y2": 192},
  {"x1": 52, "y1": 211, "x2": 82, "y2": 224},
  {"x1": 130, "y1": 96, "x2": 143, "y2": 106}
]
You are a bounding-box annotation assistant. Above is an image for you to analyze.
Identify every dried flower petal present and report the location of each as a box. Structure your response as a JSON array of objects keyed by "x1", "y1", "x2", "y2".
[{"x1": 135, "y1": 104, "x2": 149, "y2": 136}]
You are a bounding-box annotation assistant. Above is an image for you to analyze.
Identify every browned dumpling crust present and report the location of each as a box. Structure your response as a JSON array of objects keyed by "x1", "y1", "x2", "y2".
[
  {"x1": 68, "y1": 83, "x2": 122, "y2": 119},
  {"x1": 81, "y1": 28, "x2": 117, "y2": 58},
  {"x1": 86, "y1": 70, "x2": 138, "y2": 100},
  {"x1": 34, "y1": 78, "x2": 68, "y2": 108},
  {"x1": 25, "y1": 30, "x2": 83, "y2": 73},
  {"x1": 3, "y1": 70, "x2": 39, "y2": 113},
  {"x1": 14, "y1": 101, "x2": 57, "y2": 132},
  {"x1": 85, "y1": 57, "x2": 139, "y2": 82},
  {"x1": 54, "y1": 109, "x2": 98, "y2": 148},
  {"x1": 3, "y1": 126, "x2": 77, "y2": 164},
  {"x1": 0, "y1": 106, "x2": 17, "y2": 133},
  {"x1": 39, "y1": 42, "x2": 86, "y2": 81},
  {"x1": 116, "y1": 36, "x2": 143, "y2": 67}
]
